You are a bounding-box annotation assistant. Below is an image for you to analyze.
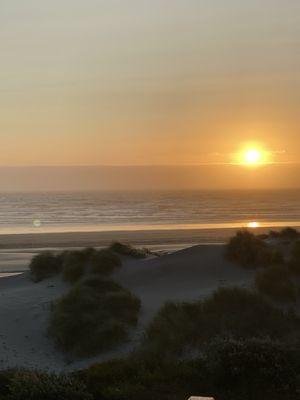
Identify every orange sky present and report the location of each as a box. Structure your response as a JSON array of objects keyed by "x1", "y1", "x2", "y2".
[{"x1": 1, "y1": 1, "x2": 299, "y2": 176}]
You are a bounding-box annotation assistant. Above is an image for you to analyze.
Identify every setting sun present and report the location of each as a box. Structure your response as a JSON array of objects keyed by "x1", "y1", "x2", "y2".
[
  {"x1": 233, "y1": 144, "x2": 271, "y2": 166},
  {"x1": 244, "y1": 149, "x2": 262, "y2": 165}
]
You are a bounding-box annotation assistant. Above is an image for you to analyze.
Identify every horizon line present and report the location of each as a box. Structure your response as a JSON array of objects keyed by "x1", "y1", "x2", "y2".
[{"x1": 0, "y1": 162, "x2": 299, "y2": 168}]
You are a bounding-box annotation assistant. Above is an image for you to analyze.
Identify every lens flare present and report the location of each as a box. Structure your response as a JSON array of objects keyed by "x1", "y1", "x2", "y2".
[{"x1": 33, "y1": 219, "x2": 42, "y2": 228}]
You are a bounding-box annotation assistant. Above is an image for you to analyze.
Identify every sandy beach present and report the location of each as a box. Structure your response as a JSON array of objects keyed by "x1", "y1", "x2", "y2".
[
  {"x1": 0, "y1": 227, "x2": 238, "y2": 274},
  {"x1": 0, "y1": 224, "x2": 294, "y2": 274},
  {"x1": 0, "y1": 228, "x2": 236, "y2": 250},
  {"x1": 0, "y1": 244, "x2": 255, "y2": 372}
]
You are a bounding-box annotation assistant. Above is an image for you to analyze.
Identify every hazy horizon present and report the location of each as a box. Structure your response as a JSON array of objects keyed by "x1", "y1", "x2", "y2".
[{"x1": 0, "y1": 164, "x2": 299, "y2": 192}]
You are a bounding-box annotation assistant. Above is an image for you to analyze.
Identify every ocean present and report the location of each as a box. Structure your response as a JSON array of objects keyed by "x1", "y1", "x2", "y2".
[{"x1": 0, "y1": 189, "x2": 299, "y2": 235}]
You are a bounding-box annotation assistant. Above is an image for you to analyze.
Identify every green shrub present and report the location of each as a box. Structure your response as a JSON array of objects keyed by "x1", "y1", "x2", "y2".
[
  {"x1": 62, "y1": 248, "x2": 122, "y2": 283},
  {"x1": 1, "y1": 338, "x2": 300, "y2": 400},
  {"x1": 29, "y1": 252, "x2": 62, "y2": 282},
  {"x1": 289, "y1": 241, "x2": 300, "y2": 275},
  {"x1": 78, "y1": 338, "x2": 300, "y2": 400},
  {"x1": 90, "y1": 249, "x2": 122, "y2": 276},
  {"x1": 49, "y1": 276, "x2": 141, "y2": 357},
  {"x1": 279, "y1": 227, "x2": 299, "y2": 240},
  {"x1": 5, "y1": 370, "x2": 92, "y2": 400},
  {"x1": 109, "y1": 242, "x2": 149, "y2": 259},
  {"x1": 255, "y1": 264, "x2": 298, "y2": 302},
  {"x1": 205, "y1": 337, "x2": 300, "y2": 400},
  {"x1": 268, "y1": 227, "x2": 299, "y2": 240},
  {"x1": 141, "y1": 287, "x2": 300, "y2": 359},
  {"x1": 79, "y1": 357, "x2": 208, "y2": 400},
  {"x1": 226, "y1": 230, "x2": 283, "y2": 268},
  {"x1": 62, "y1": 248, "x2": 96, "y2": 283}
]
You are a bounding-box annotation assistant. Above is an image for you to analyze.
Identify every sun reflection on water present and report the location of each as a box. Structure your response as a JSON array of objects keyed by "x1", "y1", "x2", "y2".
[{"x1": 247, "y1": 221, "x2": 260, "y2": 229}]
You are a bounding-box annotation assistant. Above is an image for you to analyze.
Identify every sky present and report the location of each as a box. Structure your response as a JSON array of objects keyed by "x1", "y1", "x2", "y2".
[{"x1": 0, "y1": 1, "x2": 300, "y2": 189}]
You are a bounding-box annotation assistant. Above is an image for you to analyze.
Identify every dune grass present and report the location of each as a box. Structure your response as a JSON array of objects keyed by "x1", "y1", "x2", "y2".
[
  {"x1": 62, "y1": 248, "x2": 121, "y2": 283},
  {"x1": 1, "y1": 337, "x2": 299, "y2": 400},
  {"x1": 0, "y1": 369, "x2": 92, "y2": 400},
  {"x1": 226, "y1": 230, "x2": 283, "y2": 268},
  {"x1": 289, "y1": 240, "x2": 300, "y2": 275},
  {"x1": 255, "y1": 264, "x2": 298, "y2": 302},
  {"x1": 75, "y1": 337, "x2": 300, "y2": 400},
  {"x1": 29, "y1": 252, "x2": 63, "y2": 282},
  {"x1": 109, "y1": 242, "x2": 149, "y2": 259},
  {"x1": 90, "y1": 249, "x2": 122, "y2": 275},
  {"x1": 61, "y1": 248, "x2": 95, "y2": 283},
  {"x1": 49, "y1": 276, "x2": 141, "y2": 357},
  {"x1": 29, "y1": 242, "x2": 143, "y2": 283},
  {"x1": 268, "y1": 227, "x2": 300, "y2": 241},
  {"x1": 141, "y1": 287, "x2": 300, "y2": 360}
]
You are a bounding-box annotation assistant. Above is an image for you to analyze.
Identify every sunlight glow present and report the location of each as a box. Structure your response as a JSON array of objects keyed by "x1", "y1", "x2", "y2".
[
  {"x1": 244, "y1": 149, "x2": 262, "y2": 165},
  {"x1": 247, "y1": 221, "x2": 260, "y2": 228},
  {"x1": 233, "y1": 144, "x2": 271, "y2": 166}
]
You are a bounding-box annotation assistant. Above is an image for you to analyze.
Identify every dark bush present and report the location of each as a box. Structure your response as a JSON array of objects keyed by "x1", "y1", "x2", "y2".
[
  {"x1": 255, "y1": 264, "x2": 298, "y2": 302},
  {"x1": 90, "y1": 249, "x2": 122, "y2": 276},
  {"x1": 109, "y1": 242, "x2": 149, "y2": 259},
  {"x1": 226, "y1": 230, "x2": 283, "y2": 268},
  {"x1": 29, "y1": 252, "x2": 62, "y2": 282},
  {"x1": 205, "y1": 337, "x2": 300, "y2": 400},
  {"x1": 49, "y1": 276, "x2": 141, "y2": 357},
  {"x1": 79, "y1": 357, "x2": 208, "y2": 400},
  {"x1": 268, "y1": 228, "x2": 299, "y2": 240},
  {"x1": 279, "y1": 227, "x2": 300, "y2": 240},
  {"x1": 141, "y1": 287, "x2": 300, "y2": 359},
  {"x1": 1, "y1": 341, "x2": 299, "y2": 400},
  {"x1": 4, "y1": 370, "x2": 92, "y2": 400},
  {"x1": 289, "y1": 241, "x2": 300, "y2": 275},
  {"x1": 78, "y1": 337, "x2": 300, "y2": 400},
  {"x1": 62, "y1": 248, "x2": 96, "y2": 283}
]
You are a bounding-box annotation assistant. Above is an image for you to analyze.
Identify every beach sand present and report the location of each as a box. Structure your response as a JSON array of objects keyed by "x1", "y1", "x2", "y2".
[
  {"x1": 0, "y1": 244, "x2": 254, "y2": 372},
  {"x1": 0, "y1": 227, "x2": 251, "y2": 250},
  {"x1": 0, "y1": 225, "x2": 280, "y2": 275}
]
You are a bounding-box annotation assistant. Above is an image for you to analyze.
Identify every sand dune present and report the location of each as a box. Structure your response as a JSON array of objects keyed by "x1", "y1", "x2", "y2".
[
  {"x1": 0, "y1": 245, "x2": 254, "y2": 371},
  {"x1": 116, "y1": 245, "x2": 254, "y2": 319}
]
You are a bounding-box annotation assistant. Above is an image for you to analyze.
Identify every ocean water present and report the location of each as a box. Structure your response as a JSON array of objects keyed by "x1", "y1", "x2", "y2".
[{"x1": 0, "y1": 189, "x2": 299, "y2": 234}]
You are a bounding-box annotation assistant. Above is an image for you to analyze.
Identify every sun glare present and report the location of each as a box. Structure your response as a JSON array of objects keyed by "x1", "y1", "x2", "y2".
[
  {"x1": 234, "y1": 145, "x2": 270, "y2": 166},
  {"x1": 247, "y1": 221, "x2": 260, "y2": 228},
  {"x1": 244, "y1": 149, "x2": 262, "y2": 165}
]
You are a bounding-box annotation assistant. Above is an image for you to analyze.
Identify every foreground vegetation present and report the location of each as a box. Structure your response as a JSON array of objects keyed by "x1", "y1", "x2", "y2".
[
  {"x1": 1, "y1": 337, "x2": 299, "y2": 400},
  {"x1": 140, "y1": 287, "x2": 300, "y2": 360},
  {"x1": 109, "y1": 241, "x2": 149, "y2": 259},
  {"x1": 225, "y1": 229, "x2": 283, "y2": 267},
  {"x1": 0, "y1": 370, "x2": 92, "y2": 400},
  {"x1": 226, "y1": 228, "x2": 300, "y2": 302},
  {"x1": 20, "y1": 231, "x2": 300, "y2": 398},
  {"x1": 255, "y1": 264, "x2": 299, "y2": 302},
  {"x1": 29, "y1": 251, "x2": 63, "y2": 282},
  {"x1": 49, "y1": 276, "x2": 141, "y2": 357},
  {"x1": 1, "y1": 287, "x2": 300, "y2": 399},
  {"x1": 29, "y1": 242, "x2": 147, "y2": 283},
  {"x1": 62, "y1": 248, "x2": 122, "y2": 283},
  {"x1": 39, "y1": 288, "x2": 299, "y2": 399},
  {"x1": 77, "y1": 337, "x2": 300, "y2": 400},
  {"x1": 29, "y1": 243, "x2": 145, "y2": 357}
]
